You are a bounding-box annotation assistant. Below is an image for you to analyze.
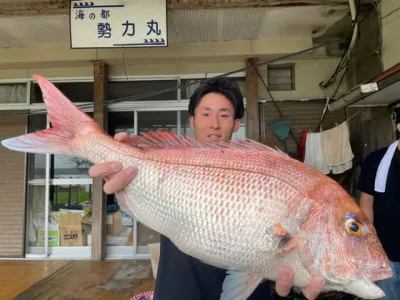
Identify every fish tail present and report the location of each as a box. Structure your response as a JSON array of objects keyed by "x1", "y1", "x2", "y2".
[{"x1": 1, "y1": 74, "x2": 101, "y2": 158}]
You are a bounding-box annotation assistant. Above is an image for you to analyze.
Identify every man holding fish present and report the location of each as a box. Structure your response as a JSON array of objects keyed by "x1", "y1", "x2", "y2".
[
  {"x1": 89, "y1": 77, "x2": 325, "y2": 300},
  {"x1": 2, "y1": 74, "x2": 391, "y2": 300}
]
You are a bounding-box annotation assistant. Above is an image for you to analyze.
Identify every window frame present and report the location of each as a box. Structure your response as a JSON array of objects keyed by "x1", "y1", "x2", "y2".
[
  {"x1": 267, "y1": 63, "x2": 295, "y2": 91},
  {"x1": 0, "y1": 72, "x2": 246, "y2": 260}
]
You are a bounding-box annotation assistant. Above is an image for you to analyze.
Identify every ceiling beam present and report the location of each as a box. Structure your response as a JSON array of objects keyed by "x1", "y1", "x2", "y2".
[
  {"x1": 168, "y1": 0, "x2": 372, "y2": 9},
  {"x1": 0, "y1": 0, "x2": 375, "y2": 17}
]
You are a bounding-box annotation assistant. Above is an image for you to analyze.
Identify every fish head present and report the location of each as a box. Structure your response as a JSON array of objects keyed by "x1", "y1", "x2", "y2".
[{"x1": 298, "y1": 183, "x2": 392, "y2": 299}]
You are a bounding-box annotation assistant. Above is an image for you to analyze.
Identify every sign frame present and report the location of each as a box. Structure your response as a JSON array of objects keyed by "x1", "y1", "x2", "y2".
[{"x1": 69, "y1": 0, "x2": 168, "y2": 49}]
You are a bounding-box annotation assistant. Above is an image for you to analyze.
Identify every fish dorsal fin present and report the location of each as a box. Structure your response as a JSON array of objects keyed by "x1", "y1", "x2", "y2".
[{"x1": 123, "y1": 130, "x2": 288, "y2": 156}]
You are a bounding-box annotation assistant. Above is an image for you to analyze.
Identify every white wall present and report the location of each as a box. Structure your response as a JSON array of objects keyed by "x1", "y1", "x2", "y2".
[
  {"x1": 258, "y1": 58, "x2": 346, "y2": 101},
  {"x1": 0, "y1": 38, "x2": 345, "y2": 101}
]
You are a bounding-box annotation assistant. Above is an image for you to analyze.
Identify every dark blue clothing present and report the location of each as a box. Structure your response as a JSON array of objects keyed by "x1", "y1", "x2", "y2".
[
  {"x1": 153, "y1": 235, "x2": 275, "y2": 300},
  {"x1": 357, "y1": 147, "x2": 400, "y2": 262}
]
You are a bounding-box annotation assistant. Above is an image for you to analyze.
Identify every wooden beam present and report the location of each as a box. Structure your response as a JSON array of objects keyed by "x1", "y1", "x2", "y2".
[
  {"x1": 0, "y1": 0, "x2": 69, "y2": 16},
  {"x1": 0, "y1": 0, "x2": 374, "y2": 16},
  {"x1": 91, "y1": 60, "x2": 108, "y2": 261},
  {"x1": 245, "y1": 57, "x2": 260, "y2": 142},
  {"x1": 168, "y1": 0, "x2": 371, "y2": 10}
]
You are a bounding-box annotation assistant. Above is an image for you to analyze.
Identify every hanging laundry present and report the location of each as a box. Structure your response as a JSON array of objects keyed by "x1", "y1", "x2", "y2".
[
  {"x1": 320, "y1": 121, "x2": 354, "y2": 174},
  {"x1": 304, "y1": 131, "x2": 331, "y2": 174},
  {"x1": 296, "y1": 130, "x2": 308, "y2": 162}
]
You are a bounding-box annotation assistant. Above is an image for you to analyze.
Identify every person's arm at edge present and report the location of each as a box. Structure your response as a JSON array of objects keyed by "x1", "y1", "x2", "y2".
[{"x1": 359, "y1": 192, "x2": 374, "y2": 223}]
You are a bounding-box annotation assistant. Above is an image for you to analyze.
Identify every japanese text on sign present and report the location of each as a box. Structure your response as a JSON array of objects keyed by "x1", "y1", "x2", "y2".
[{"x1": 70, "y1": 0, "x2": 167, "y2": 48}]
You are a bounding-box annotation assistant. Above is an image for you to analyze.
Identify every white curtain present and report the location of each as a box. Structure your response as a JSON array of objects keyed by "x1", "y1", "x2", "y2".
[{"x1": 0, "y1": 84, "x2": 26, "y2": 104}]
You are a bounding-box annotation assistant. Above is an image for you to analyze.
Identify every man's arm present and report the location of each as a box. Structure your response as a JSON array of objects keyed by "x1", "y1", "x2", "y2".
[{"x1": 359, "y1": 192, "x2": 374, "y2": 223}]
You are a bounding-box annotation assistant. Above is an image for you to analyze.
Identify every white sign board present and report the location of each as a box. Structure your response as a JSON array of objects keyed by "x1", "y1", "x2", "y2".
[{"x1": 69, "y1": 0, "x2": 167, "y2": 48}]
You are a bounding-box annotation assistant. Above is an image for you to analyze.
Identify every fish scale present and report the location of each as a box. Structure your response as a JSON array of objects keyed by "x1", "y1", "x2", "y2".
[
  {"x1": 114, "y1": 156, "x2": 303, "y2": 274},
  {"x1": 0, "y1": 74, "x2": 393, "y2": 300}
]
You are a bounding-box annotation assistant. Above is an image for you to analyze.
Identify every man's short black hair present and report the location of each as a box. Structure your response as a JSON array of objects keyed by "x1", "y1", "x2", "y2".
[{"x1": 188, "y1": 77, "x2": 245, "y2": 120}]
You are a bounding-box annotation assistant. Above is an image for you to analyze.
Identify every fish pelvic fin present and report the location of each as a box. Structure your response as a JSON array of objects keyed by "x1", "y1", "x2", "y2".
[
  {"x1": 220, "y1": 269, "x2": 264, "y2": 300},
  {"x1": 1, "y1": 74, "x2": 100, "y2": 156}
]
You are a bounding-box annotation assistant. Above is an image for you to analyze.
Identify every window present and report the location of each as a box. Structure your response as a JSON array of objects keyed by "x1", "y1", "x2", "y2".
[
  {"x1": 51, "y1": 184, "x2": 92, "y2": 211},
  {"x1": 0, "y1": 83, "x2": 27, "y2": 104},
  {"x1": 26, "y1": 114, "x2": 93, "y2": 181},
  {"x1": 267, "y1": 64, "x2": 295, "y2": 91},
  {"x1": 108, "y1": 80, "x2": 177, "y2": 101},
  {"x1": 138, "y1": 111, "x2": 178, "y2": 132},
  {"x1": 30, "y1": 82, "x2": 94, "y2": 103},
  {"x1": 19, "y1": 75, "x2": 247, "y2": 259},
  {"x1": 180, "y1": 77, "x2": 246, "y2": 99},
  {"x1": 105, "y1": 110, "x2": 179, "y2": 252},
  {"x1": 25, "y1": 98, "x2": 93, "y2": 255}
]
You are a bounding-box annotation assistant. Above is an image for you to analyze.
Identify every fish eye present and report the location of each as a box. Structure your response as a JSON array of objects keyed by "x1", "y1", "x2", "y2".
[{"x1": 345, "y1": 218, "x2": 363, "y2": 236}]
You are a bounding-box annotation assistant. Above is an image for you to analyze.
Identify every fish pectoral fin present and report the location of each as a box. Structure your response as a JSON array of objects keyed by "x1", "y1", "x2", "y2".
[
  {"x1": 278, "y1": 236, "x2": 305, "y2": 254},
  {"x1": 272, "y1": 223, "x2": 293, "y2": 251},
  {"x1": 220, "y1": 269, "x2": 264, "y2": 300}
]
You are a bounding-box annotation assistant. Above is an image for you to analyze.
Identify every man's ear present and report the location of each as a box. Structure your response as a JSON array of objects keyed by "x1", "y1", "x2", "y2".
[
  {"x1": 397, "y1": 123, "x2": 400, "y2": 150},
  {"x1": 190, "y1": 116, "x2": 195, "y2": 131},
  {"x1": 233, "y1": 119, "x2": 241, "y2": 133}
]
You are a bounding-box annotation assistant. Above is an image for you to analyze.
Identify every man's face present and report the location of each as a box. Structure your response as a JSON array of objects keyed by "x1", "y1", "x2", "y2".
[{"x1": 190, "y1": 92, "x2": 241, "y2": 143}]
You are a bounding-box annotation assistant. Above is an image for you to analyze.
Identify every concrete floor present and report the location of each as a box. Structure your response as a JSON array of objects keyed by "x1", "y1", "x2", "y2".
[{"x1": 0, "y1": 259, "x2": 155, "y2": 300}]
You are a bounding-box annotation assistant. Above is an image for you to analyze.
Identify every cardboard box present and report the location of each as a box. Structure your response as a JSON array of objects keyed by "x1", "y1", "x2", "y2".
[
  {"x1": 59, "y1": 212, "x2": 87, "y2": 246},
  {"x1": 125, "y1": 228, "x2": 134, "y2": 246},
  {"x1": 107, "y1": 211, "x2": 123, "y2": 236},
  {"x1": 148, "y1": 243, "x2": 160, "y2": 279}
]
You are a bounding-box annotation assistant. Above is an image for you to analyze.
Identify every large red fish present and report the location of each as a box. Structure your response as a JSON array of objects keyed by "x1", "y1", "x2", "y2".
[{"x1": 1, "y1": 75, "x2": 392, "y2": 299}]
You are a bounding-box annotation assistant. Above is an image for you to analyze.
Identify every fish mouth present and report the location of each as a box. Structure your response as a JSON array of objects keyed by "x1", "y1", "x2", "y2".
[
  {"x1": 341, "y1": 279, "x2": 385, "y2": 299},
  {"x1": 359, "y1": 265, "x2": 393, "y2": 282},
  {"x1": 338, "y1": 265, "x2": 393, "y2": 299},
  {"x1": 322, "y1": 266, "x2": 392, "y2": 299}
]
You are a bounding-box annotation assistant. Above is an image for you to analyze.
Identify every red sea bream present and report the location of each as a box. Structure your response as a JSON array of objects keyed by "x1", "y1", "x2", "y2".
[{"x1": 1, "y1": 75, "x2": 392, "y2": 300}]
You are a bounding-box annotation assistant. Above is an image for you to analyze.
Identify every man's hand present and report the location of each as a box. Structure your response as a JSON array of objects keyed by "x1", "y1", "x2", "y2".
[
  {"x1": 275, "y1": 266, "x2": 325, "y2": 300},
  {"x1": 88, "y1": 132, "x2": 138, "y2": 194}
]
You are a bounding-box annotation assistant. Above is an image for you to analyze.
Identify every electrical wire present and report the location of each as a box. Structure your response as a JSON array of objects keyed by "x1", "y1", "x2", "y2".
[
  {"x1": 0, "y1": 37, "x2": 345, "y2": 119},
  {"x1": 315, "y1": 0, "x2": 377, "y2": 130},
  {"x1": 381, "y1": 5, "x2": 400, "y2": 21},
  {"x1": 320, "y1": 0, "x2": 381, "y2": 94},
  {"x1": 319, "y1": 0, "x2": 364, "y2": 91}
]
